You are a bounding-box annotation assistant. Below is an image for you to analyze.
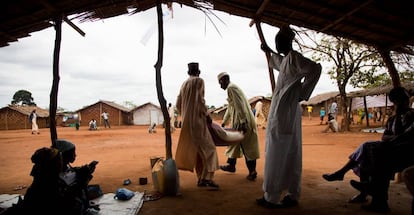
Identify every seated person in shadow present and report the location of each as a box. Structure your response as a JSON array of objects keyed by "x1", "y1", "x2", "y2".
[
  {"x1": 55, "y1": 139, "x2": 98, "y2": 215},
  {"x1": 3, "y1": 147, "x2": 63, "y2": 215},
  {"x1": 323, "y1": 87, "x2": 414, "y2": 213}
]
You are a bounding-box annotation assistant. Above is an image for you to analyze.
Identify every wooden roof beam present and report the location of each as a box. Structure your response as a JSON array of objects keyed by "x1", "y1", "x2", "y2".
[
  {"x1": 321, "y1": 0, "x2": 374, "y2": 32},
  {"x1": 39, "y1": 0, "x2": 85, "y2": 36}
]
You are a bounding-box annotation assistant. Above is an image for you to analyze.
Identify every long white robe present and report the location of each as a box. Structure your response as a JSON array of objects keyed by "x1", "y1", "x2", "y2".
[
  {"x1": 175, "y1": 76, "x2": 219, "y2": 175},
  {"x1": 31, "y1": 113, "x2": 39, "y2": 133},
  {"x1": 222, "y1": 82, "x2": 260, "y2": 160},
  {"x1": 263, "y1": 50, "x2": 321, "y2": 203}
]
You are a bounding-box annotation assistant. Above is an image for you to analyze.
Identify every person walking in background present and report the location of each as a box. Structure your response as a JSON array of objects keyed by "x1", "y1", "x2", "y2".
[
  {"x1": 319, "y1": 107, "x2": 326, "y2": 125},
  {"x1": 175, "y1": 62, "x2": 219, "y2": 189},
  {"x1": 258, "y1": 25, "x2": 321, "y2": 208},
  {"x1": 168, "y1": 103, "x2": 176, "y2": 133},
  {"x1": 328, "y1": 99, "x2": 338, "y2": 120},
  {"x1": 29, "y1": 109, "x2": 40, "y2": 134},
  {"x1": 254, "y1": 100, "x2": 266, "y2": 129},
  {"x1": 307, "y1": 105, "x2": 313, "y2": 120},
  {"x1": 74, "y1": 112, "x2": 81, "y2": 131},
  {"x1": 101, "y1": 111, "x2": 110, "y2": 128},
  {"x1": 217, "y1": 72, "x2": 260, "y2": 181}
]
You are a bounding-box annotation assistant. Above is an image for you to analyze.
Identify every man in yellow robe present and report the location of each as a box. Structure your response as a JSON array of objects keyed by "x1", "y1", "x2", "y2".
[
  {"x1": 175, "y1": 62, "x2": 219, "y2": 189},
  {"x1": 217, "y1": 72, "x2": 260, "y2": 181}
]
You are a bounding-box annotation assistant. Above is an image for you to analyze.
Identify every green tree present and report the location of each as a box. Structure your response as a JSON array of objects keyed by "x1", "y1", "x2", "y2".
[
  {"x1": 297, "y1": 32, "x2": 384, "y2": 131},
  {"x1": 11, "y1": 90, "x2": 36, "y2": 106}
]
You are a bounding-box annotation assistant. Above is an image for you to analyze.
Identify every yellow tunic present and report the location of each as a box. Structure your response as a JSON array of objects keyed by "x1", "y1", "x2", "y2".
[{"x1": 222, "y1": 82, "x2": 260, "y2": 161}]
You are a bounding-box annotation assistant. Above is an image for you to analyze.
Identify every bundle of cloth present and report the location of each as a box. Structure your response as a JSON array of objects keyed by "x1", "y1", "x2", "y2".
[{"x1": 208, "y1": 122, "x2": 245, "y2": 146}]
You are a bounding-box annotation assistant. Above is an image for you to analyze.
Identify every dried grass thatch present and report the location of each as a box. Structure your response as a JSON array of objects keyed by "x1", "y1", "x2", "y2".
[{"x1": 1, "y1": 0, "x2": 413, "y2": 56}]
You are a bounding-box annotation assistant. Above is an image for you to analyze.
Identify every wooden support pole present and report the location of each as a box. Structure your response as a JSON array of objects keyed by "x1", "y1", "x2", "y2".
[
  {"x1": 50, "y1": 16, "x2": 62, "y2": 147},
  {"x1": 154, "y1": 0, "x2": 172, "y2": 160},
  {"x1": 255, "y1": 22, "x2": 275, "y2": 92},
  {"x1": 63, "y1": 17, "x2": 86, "y2": 37},
  {"x1": 249, "y1": 0, "x2": 275, "y2": 92},
  {"x1": 249, "y1": 0, "x2": 270, "y2": 27}
]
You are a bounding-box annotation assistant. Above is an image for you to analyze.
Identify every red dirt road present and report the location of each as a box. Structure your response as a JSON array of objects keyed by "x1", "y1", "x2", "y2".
[{"x1": 0, "y1": 118, "x2": 411, "y2": 214}]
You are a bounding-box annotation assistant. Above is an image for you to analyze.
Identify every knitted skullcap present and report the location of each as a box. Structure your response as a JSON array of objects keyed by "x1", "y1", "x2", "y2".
[
  {"x1": 55, "y1": 139, "x2": 75, "y2": 153},
  {"x1": 217, "y1": 72, "x2": 229, "y2": 81}
]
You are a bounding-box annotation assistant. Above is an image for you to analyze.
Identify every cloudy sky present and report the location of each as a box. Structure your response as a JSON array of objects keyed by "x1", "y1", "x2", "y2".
[{"x1": 0, "y1": 4, "x2": 340, "y2": 111}]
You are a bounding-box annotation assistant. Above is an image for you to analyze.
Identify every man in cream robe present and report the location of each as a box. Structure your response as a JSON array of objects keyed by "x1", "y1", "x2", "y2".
[
  {"x1": 218, "y1": 72, "x2": 260, "y2": 181},
  {"x1": 255, "y1": 100, "x2": 266, "y2": 129},
  {"x1": 175, "y1": 62, "x2": 219, "y2": 188},
  {"x1": 257, "y1": 25, "x2": 321, "y2": 208}
]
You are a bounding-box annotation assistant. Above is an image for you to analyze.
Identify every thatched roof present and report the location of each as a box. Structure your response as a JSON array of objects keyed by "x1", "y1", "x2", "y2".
[
  {"x1": 301, "y1": 91, "x2": 339, "y2": 106},
  {"x1": 3, "y1": 105, "x2": 49, "y2": 117},
  {"x1": 347, "y1": 82, "x2": 414, "y2": 98},
  {"x1": 1, "y1": 0, "x2": 413, "y2": 55}
]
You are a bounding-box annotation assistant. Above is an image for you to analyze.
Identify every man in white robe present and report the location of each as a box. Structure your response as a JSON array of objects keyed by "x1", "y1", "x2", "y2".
[
  {"x1": 257, "y1": 25, "x2": 321, "y2": 208},
  {"x1": 175, "y1": 62, "x2": 219, "y2": 189},
  {"x1": 168, "y1": 103, "x2": 175, "y2": 133},
  {"x1": 217, "y1": 72, "x2": 260, "y2": 181},
  {"x1": 30, "y1": 109, "x2": 40, "y2": 134}
]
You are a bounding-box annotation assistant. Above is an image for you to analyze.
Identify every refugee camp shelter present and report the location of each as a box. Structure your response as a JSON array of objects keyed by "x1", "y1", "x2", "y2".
[
  {"x1": 301, "y1": 91, "x2": 340, "y2": 117},
  {"x1": 130, "y1": 102, "x2": 164, "y2": 126},
  {"x1": 76, "y1": 100, "x2": 131, "y2": 127},
  {"x1": 0, "y1": 105, "x2": 49, "y2": 130}
]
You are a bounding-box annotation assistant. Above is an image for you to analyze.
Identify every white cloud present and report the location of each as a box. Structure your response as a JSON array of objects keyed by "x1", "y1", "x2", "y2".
[{"x1": 0, "y1": 4, "x2": 338, "y2": 111}]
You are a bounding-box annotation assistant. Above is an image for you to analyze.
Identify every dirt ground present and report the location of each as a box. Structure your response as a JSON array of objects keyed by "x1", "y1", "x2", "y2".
[{"x1": 0, "y1": 117, "x2": 411, "y2": 215}]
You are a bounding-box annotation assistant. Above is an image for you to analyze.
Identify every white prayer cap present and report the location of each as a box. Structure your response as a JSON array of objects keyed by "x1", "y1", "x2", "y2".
[{"x1": 217, "y1": 72, "x2": 229, "y2": 81}]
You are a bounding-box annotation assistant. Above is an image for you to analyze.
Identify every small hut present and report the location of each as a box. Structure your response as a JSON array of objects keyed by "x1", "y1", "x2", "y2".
[
  {"x1": 76, "y1": 100, "x2": 131, "y2": 127},
  {"x1": 0, "y1": 105, "x2": 49, "y2": 130},
  {"x1": 130, "y1": 102, "x2": 164, "y2": 126}
]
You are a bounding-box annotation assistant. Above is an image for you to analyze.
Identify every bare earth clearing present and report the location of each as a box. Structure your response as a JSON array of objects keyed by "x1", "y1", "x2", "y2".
[{"x1": 0, "y1": 118, "x2": 411, "y2": 215}]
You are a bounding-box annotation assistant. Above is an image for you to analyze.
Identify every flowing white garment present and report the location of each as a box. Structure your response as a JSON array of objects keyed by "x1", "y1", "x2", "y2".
[{"x1": 263, "y1": 51, "x2": 321, "y2": 203}]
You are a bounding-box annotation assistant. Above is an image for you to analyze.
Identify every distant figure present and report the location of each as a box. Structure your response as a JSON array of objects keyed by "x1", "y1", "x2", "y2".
[
  {"x1": 258, "y1": 25, "x2": 321, "y2": 208},
  {"x1": 88, "y1": 119, "x2": 97, "y2": 130},
  {"x1": 101, "y1": 111, "x2": 110, "y2": 128},
  {"x1": 168, "y1": 103, "x2": 176, "y2": 133},
  {"x1": 175, "y1": 62, "x2": 219, "y2": 189},
  {"x1": 29, "y1": 109, "x2": 40, "y2": 134},
  {"x1": 328, "y1": 100, "x2": 338, "y2": 120},
  {"x1": 322, "y1": 113, "x2": 338, "y2": 133},
  {"x1": 307, "y1": 105, "x2": 313, "y2": 120},
  {"x1": 319, "y1": 107, "x2": 326, "y2": 125},
  {"x1": 255, "y1": 100, "x2": 266, "y2": 129},
  {"x1": 74, "y1": 113, "x2": 81, "y2": 130},
  {"x1": 148, "y1": 123, "x2": 157, "y2": 133}
]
